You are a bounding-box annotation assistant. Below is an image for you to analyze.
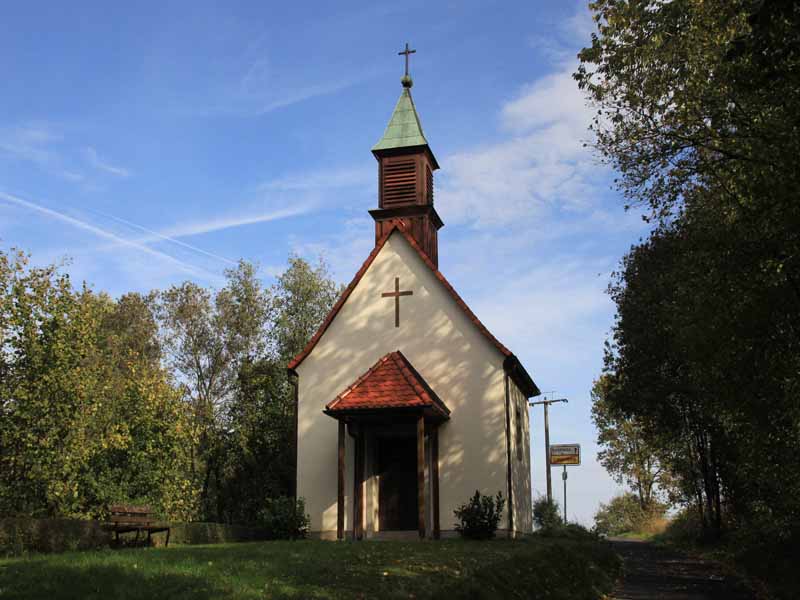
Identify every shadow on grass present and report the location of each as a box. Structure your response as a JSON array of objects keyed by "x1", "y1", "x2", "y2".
[
  {"x1": 0, "y1": 562, "x2": 226, "y2": 600},
  {"x1": 0, "y1": 539, "x2": 622, "y2": 600}
]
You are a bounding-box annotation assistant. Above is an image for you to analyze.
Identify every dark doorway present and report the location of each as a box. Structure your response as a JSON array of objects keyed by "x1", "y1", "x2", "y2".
[{"x1": 377, "y1": 436, "x2": 417, "y2": 530}]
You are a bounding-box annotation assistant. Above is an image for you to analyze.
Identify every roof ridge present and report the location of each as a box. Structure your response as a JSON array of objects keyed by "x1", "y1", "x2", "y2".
[
  {"x1": 326, "y1": 351, "x2": 395, "y2": 410},
  {"x1": 391, "y1": 350, "x2": 432, "y2": 403},
  {"x1": 324, "y1": 349, "x2": 449, "y2": 417}
]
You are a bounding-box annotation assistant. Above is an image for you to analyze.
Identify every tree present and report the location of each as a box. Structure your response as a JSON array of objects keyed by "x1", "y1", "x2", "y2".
[
  {"x1": 218, "y1": 255, "x2": 341, "y2": 523},
  {"x1": 157, "y1": 260, "x2": 270, "y2": 521},
  {"x1": 591, "y1": 376, "x2": 664, "y2": 510},
  {"x1": 270, "y1": 255, "x2": 341, "y2": 362},
  {"x1": 0, "y1": 248, "x2": 197, "y2": 519},
  {"x1": 576, "y1": 0, "x2": 800, "y2": 223},
  {"x1": 157, "y1": 255, "x2": 340, "y2": 523},
  {"x1": 578, "y1": 0, "x2": 800, "y2": 541}
]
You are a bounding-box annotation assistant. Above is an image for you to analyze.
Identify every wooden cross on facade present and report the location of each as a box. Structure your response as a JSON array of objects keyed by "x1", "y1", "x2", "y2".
[
  {"x1": 382, "y1": 277, "x2": 413, "y2": 327},
  {"x1": 398, "y1": 42, "x2": 416, "y2": 77}
]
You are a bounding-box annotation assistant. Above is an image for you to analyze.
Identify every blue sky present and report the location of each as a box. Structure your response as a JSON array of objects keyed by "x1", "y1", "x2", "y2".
[{"x1": 0, "y1": 1, "x2": 647, "y2": 523}]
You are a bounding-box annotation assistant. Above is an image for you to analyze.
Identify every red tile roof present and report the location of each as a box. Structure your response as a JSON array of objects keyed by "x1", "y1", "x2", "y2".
[
  {"x1": 287, "y1": 222, "x2": 539, "y2": 398},
  {"x1": 325, "y1": 350, "x2": 450, "y2": 418}
]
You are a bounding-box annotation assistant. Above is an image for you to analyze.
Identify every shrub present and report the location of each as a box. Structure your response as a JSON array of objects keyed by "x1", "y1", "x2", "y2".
[
  {"x1": 533, "y1": 496, "x2": 562, "y2": 530},
  {"x1": 256, "y1": 497, "x2": 309, "y2": 540},
  {"x1": 453, "y1": 490, "x2": 505, "y2": 540},
  {"x1": 536, "y1": 522, "x2": 599, "y2": 541},
  {"x1": 595, "y1": 493, "x2": 668, "y2": 537}
]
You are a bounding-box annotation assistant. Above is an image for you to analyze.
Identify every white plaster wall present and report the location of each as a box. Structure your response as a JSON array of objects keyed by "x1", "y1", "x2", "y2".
[
  {"x1": 509, "y1": 378, "x2": 533, "y2": 533},
  {"x1": 296, "y1": 231, "x2": 516, "y2": 535}
]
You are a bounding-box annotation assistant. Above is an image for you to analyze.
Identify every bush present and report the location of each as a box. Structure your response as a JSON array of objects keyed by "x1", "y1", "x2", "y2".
[
  {"x1": 256, "y1": 497, "x2": 309, "y2": 540},
  {"x1": 533, "y1": 496, "x2": 562, "y2": 530},
  {"x1": 594, "y1": 493, "x2": 666, "y2": 536},
  {"x1": 453, "y1": 490, "x2": 505, "y2": 540},
  {"x1": 536, "y1": 522, "x2": 599, "y2": 541}
]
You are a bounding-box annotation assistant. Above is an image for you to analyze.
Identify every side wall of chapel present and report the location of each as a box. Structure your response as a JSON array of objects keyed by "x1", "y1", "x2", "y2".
[{"x1": 509, "y1": 376, "x2": 533, "y2": 533}]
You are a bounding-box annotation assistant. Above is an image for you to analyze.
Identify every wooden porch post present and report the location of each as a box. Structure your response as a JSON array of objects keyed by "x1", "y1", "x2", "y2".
[
  {"x1": 417, "y1": 414, "x2": 426, "y2": 538},
  {"x1": 431, "y1": 425, "x2": 440, "y2": 539},
  {"x1": 337, "y1": 420, "x2": 345, "y2": 540},
  {"x1": 353, "y1": 430, "x2": 364, "y2": 540}
]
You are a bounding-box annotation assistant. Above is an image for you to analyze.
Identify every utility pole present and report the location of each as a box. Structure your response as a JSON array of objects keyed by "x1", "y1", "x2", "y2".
[{"x1": 529, "y1": 395, "x2": 568, "y2": 503}]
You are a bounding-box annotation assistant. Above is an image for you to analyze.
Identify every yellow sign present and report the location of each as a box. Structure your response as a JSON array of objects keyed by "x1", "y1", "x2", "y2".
[{"x1": 550, "y1": 444, "x2": 580, "y2": 466}]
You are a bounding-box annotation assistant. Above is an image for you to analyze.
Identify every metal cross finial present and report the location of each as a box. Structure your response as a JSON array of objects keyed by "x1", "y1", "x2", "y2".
[{"x1": 398, "y1": 42, "x2": 416, "y2": 77}]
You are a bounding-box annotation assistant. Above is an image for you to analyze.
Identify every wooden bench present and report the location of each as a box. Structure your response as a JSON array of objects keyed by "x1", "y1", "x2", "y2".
[{"x1": 109, "y1": 505, "x2": 170, "y2": 547}]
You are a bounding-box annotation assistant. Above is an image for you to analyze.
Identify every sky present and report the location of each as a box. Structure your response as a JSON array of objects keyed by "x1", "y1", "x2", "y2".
[{"x1": 0, "y1": 0, "x2": 648, "y2": 524}]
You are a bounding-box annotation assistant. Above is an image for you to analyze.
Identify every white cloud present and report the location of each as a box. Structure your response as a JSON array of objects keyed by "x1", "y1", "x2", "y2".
[
  {"x1": 436, "y1": 63, "x2": 603, "y2": 229},
  {"x1": 85, "y1": 147, "x2": 131, "y2": 178},
  {"x1": 0, "y1": 124, "x2": 85, "y2": 182},
  {"x1": 501, "y1": 69, "x2": 590, "y2": 133},
  {"x1": 288, "y1": 215, "x2": 374, "y2": 283}
]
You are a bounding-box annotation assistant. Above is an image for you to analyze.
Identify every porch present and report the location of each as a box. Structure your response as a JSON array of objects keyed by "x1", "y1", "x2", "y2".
[{"x1": 323, "y1": 351, "x2": 450, "y2": 540}]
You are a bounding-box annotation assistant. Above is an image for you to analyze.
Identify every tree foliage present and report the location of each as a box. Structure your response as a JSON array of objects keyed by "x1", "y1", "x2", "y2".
[
  {"x1": 593, "y1": 493, "x2": 668, "y2": 537},
  {"x1": 0, "y1": 247, "x2": 339, "y2": 524},
  {"x1": 578, "y1": 0, "x2": 800, "y2": 541},
  {"x1": 0, "y1": 250, "x2": 197, "y2": 519},
  {"x1": 532, "y1": 497, "x2": 562, "y2": 530},
  {"x1": 591, "y1": 376, "x2": 665, "y2": 509}
]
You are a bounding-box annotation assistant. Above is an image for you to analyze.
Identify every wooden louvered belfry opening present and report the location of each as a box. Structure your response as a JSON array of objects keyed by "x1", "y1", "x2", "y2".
[
  {"x1": 372, "y1": 146, "x2": 441, "y2": 266},
  {"x1": 382, "y1": 158, "x2": 417, "y2": 207},
  {"x1": 426, "y1": 165, "x2": 433, "y2": 204},
  {"x1": 378, "y1": 152, "x2": 435, "y2": 209}
]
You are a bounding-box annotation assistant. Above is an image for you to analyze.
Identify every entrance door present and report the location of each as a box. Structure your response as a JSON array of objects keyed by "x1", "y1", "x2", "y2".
[{"x1": 377, "y1": 436, "x2": 417, "y2": 530}]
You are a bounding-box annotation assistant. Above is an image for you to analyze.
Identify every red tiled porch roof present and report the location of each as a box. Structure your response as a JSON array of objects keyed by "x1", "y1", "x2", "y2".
[
  {"x1": 325, "y1": 350, "x2": 450, "y2": 418},
  {"x1": 287, "y1": 222, "x2": 539, "y2": 398}
]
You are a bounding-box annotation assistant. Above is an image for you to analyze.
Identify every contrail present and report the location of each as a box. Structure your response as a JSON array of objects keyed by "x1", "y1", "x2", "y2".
[
  {"x1": 90, "y1": 208, "x2": 237, "y2": 265},
  {"x1": 0, "y1": 190, "x2": 222, "y2": 281}
]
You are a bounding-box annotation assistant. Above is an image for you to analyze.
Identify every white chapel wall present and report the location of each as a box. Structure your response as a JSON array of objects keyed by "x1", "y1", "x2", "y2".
[
  {"x1": 296, "y1": 231, "x2": 513, "y2": 536},
  {"x1": 508, "y1": 376, "x2": 533, "y2": 533}
]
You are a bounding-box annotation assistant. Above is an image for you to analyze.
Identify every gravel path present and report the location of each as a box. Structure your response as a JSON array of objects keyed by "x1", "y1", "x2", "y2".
[{"x1": 609, "y1": 538, "x2": 754, "y2": 600}]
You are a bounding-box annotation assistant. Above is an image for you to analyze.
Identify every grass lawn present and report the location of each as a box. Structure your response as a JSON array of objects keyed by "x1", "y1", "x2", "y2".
[{"x1": 0, "y1": 538, "x2": 620, "y2": 600}]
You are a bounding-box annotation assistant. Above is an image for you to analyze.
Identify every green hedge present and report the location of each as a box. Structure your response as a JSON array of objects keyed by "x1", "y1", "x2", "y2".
[
  {"x1": 0, "y1": 518, "x2": 268, "y2": 556},
  {"x1": 162, "y1": 522, "x2": 268, "y2": 546},
  {"x1": 0, "y1": 518, "x2": 111, "y2": 556}
]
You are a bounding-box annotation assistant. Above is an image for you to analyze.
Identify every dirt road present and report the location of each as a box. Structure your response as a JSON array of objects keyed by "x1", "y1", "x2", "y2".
[{"x1": 609, "y1": 538, "x2": 754, "y2": 599}]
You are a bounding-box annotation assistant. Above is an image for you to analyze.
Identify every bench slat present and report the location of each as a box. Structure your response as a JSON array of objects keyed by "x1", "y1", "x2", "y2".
[{"x1": 111, "y1": 515, "x2": 154, "y2": 524}]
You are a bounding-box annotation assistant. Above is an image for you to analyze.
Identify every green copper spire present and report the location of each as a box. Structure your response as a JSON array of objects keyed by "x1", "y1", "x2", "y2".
[{"x1": 371, "y1": 78, "x2": 430, "y2": 152}]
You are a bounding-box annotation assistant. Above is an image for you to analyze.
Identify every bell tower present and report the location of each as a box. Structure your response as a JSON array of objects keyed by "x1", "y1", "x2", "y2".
[{"x1": 370, "y1": 44, "x2": 443, "y2": 266}]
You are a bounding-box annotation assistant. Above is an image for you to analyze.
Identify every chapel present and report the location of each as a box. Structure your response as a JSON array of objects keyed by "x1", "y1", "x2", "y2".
[{"x1": 288, "y1": 48, "x2": 540, "y2": 539}]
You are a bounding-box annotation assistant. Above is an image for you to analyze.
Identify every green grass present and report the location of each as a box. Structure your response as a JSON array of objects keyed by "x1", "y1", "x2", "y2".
[{"x1": 0, "y1": 538, "x2": 620, "y2": 600}]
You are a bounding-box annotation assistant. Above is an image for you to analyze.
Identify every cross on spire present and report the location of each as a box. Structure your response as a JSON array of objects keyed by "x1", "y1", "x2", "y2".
[
  {"x1": 381, "y1": 277, "x2": 413, "y2": 327},
  {"x1": 398, "y1": 42, "x2": 416, "y2": 77}
]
